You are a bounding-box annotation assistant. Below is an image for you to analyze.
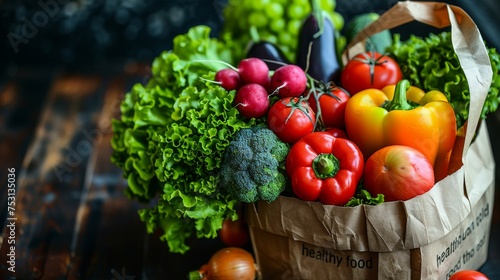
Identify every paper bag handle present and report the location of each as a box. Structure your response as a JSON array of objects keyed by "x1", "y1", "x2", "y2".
[{"x1": 342, "y1": 1, "x2": 492, "y2": 160}]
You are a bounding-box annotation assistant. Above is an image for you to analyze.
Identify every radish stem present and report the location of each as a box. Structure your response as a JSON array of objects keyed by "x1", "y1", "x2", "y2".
[{"x1": 192, "y1": 59, "x2": 238, "y2": 71}]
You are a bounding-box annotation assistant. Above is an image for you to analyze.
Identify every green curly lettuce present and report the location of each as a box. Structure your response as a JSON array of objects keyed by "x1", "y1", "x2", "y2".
[
  {"x1": 386, "y1": 32, "x2": 500, "y2": 128},
  {"x1": 111, "y1": 25, "x2": 259, "y2": 254},
  {"x1": 345, "y1": 189, "x2": 384, "y2": 207}
]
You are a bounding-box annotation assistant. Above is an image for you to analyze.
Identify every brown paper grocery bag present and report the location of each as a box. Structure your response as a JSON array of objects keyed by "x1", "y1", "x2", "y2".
[{"x1": 247, "y1": 2, "x2": 495, "y2": 279}]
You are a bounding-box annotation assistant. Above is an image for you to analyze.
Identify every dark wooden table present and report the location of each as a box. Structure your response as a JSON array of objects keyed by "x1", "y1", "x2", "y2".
[{"x1": 0, "y1": 64, "x2": 499, "y2": 279}]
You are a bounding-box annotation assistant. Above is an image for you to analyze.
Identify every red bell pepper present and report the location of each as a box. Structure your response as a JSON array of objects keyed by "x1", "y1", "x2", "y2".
[{"x1": 285, "y1": 132, "x2": 364, "y2": 205}]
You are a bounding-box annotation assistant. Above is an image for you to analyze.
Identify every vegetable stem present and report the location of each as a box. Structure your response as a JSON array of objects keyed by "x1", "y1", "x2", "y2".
[
  {"x1": 313, "y1": 153, "x2": 339, "y2": 179},
  {"x1": 188, "y1": 270, "x2": 203, "y2": 280},
  {"x1": 249, "y1": 25, "x2": 260, "y2": 42},
  {"x1": 284, "y1": 97, "x2": 315, "y2": 125},
  {"x1": 383, "y1": 79, "x2": 415, "y2": 111},
  {"x1": 310, "y1": 0, "x2": 324, "y2": 39},
  {"x1": 191, "y1": 59, "x2": 238, "y2": 71}
]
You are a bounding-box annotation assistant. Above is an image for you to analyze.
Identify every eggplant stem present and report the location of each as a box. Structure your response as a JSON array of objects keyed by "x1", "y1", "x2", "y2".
[{"x1": 310, "y1": 0, "x2": 324, "y2": 38}]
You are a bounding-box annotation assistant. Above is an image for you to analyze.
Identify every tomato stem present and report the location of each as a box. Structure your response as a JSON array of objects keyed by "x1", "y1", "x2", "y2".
[
  {"x1": 284, "y1": 97, "x2": 314, "y2": 125},
  {"x1": 303, "y1": 78, "x2": 342, "y2": 131},
  {"x1": 353, "y1": 50, "x2": 389, "y2": 86},
  {"x1": 313, "y1": 153, "x2": 339, "y2": 179}
]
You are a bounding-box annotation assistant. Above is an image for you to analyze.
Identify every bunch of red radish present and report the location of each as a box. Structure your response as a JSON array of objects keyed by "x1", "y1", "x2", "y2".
[{"x1": 214, "y1": 57, "x2": 308, "y2": 119}]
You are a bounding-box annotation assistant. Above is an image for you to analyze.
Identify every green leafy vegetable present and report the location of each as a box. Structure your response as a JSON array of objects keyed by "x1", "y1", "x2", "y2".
[
  {"x1": 111, "y1": 25, "x2": 259, "y2": 254},
  {"x1": 386, "y1": 32, "x2": 500, "y2": 128},
  {"x1": 345, "y1": 189, "x2": 384, "y2": 207}
]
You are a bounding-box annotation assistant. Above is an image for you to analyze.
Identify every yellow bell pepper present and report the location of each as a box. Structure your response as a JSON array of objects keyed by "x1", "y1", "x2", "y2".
[{"x1": 345, "y1": 79, "x2": 457, "y2": 181}]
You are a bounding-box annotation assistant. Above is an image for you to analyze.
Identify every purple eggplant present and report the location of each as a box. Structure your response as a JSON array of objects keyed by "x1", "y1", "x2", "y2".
[
  {"x1": 296, "y1": 0, "x2": 341, "y2": 84},
  {"x1": 246, "y1": 41, "x2": 291, "y2": 71}
]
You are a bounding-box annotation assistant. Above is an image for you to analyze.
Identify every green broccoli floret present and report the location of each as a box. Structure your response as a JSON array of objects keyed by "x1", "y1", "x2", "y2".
[{"x1": 218, "y1": 125, "x2": 290, "y2": 203}]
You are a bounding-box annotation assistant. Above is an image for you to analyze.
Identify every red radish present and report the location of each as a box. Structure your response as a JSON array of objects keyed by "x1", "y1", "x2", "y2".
[
  {"x1": 193, "y1": 58, "x2": 269, "y2": 88},
  {"x1": 234, "y1": 83, "x2": 270, "y2": 119},
  {"x1": 215, "y1": 68, "x2": 241, "y2": 91},
  {"x1": 270, "y1": 64, "x2": 307, "y2": 98},
  {"x1": 263, "y1": 76, "x2": 272, "y2": 94},
  {"x1": 237, "y1": 58, "x2": 270, "y2": 87}
]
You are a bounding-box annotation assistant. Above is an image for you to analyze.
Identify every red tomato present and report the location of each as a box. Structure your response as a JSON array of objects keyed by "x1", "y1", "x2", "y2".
[
  {"x1": 308, "y1": 87, "x2": 350, "y2": 129},
  {"x1": 219, "y1": 218, "x2": 249, "y2": 247},
  {"x1": 267, "y1": 97, "x2": 316, "y2": 143},
  {"x1": 325, "y1": 127, "x2": 348, "y2": 138},
  {"x1": 449, "y1": 270, "x2": 489, "y2": 280},
  {"x1": 363, "y1": 145, "x2": 435, "y2": 201},
  {"x1": 340, "y1": 51, "x2": 402, "y2": 95}
]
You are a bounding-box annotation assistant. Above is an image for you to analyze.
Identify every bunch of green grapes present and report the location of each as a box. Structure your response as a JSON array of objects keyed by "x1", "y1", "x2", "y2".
[{"x1": 221, "y1": 0, "x2": 345, "y2": 63}]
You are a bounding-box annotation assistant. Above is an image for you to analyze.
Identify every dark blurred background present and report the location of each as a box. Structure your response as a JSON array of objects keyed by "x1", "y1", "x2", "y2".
[{"x1": 1, "y1": 0, "x2": 499, "y2": 75}]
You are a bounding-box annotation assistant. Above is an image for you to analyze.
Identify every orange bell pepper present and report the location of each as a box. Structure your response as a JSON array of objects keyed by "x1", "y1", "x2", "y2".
[{"x1": 345, "y1": 79, "x2": 457, "y2": 181}]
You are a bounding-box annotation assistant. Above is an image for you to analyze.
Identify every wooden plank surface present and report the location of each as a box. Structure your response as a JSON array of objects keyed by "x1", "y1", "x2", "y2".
[
  {"x1": 64, "y1": 75, "x2": 142, "y2": 279},
  {"x1": 0, "y1": 65, "x2": 499, "y2": 279},
  {"x1": 2, "y1": 73, "x2": 106, "y2": 279},
  {"x1": 0, "y1": 71, "x2": 55, "y2": 280},
  {"x1": 0, "y1": 72, "x2": 53, "y2": 222}
]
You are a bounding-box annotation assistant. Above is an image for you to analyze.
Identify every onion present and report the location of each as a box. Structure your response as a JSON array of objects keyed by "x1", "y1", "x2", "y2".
[{"x1": 189, "y1": 247, "x2": 260, "y2": 280}]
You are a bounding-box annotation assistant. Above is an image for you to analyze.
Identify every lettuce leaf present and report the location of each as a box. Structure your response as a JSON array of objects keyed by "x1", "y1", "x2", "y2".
[
  {"x1": 111, "y1": 25, "x2": 257, "y2": 253},
  {"x1": 386, "y1": 32, "x2": 500, "y2": 128},
  {"x1": 345, "y1": 189, "x2": 384, "y2": 207}
]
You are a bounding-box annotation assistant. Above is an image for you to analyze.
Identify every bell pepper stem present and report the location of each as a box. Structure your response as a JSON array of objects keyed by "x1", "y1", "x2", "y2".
[
  {"x1": 313, "y1": 153, "x2": 340, "y2": 179},
  {"x1": 383, "y1": 79, "x2": 414, "y2": 111}
]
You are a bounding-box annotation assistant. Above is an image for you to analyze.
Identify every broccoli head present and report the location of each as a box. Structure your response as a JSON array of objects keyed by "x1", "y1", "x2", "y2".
[{"x1": 218, "y1": 125, "x2": 290, "y2": 203}]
